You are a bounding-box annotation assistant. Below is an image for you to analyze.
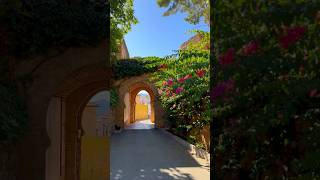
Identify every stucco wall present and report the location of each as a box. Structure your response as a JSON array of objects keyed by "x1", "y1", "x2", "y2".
[{"x1": 123, "y1": 92, "x2": 130, "y2": 126}]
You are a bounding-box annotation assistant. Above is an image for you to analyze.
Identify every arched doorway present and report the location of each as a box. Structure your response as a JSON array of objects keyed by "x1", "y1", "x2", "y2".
[
  {"x1": 79, "y1": 90, "x2": 110, "y2": 180},
  {"x1": 114, "y1": 75, "x2": 166, "y2": 129},
  {"x1": 126, "y1": 90, "x2": 154, "y2": 129},
  {"x1": 45, "y1": 64, "x2": 112, "y2": 180},
  {"x1": 125, "y1": 82, "x2": 156, "y2": 129}
]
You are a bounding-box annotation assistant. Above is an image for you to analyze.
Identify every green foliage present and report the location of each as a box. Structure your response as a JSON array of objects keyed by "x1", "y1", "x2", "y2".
[
  {"x1": 212, "y1": 1, "x2": 320, "y2": 178},
  {"x1": 112, "y1": 57, "x2": 162, "y2": 79},
  {"x1": 110, "y1": 0, "x2": 138, "y2": 60},
  {"x1": 0, "y1": 83, "x2": 27, "y2": 143},
  {"x1": 157, "y1": 0, "x2": 209, "y2": 25},
  {"x1": 110, "y1": 88, "x2": 119, "y2": 108}
]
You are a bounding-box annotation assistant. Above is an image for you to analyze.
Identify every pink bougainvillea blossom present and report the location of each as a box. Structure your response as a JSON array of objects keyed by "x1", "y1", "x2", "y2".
[
  {"x1": 242, "y1": 41, "x2": 260, "y2": 56},
  {"x1": 175, "y1": 87, "x2": 184, "y2": 94},
  {"x1": 178, "y1": 74, "x2": 193, "y2": 83},
  {"x1": 195, "y1": 69, "x2": 206, "y2": 78},
  {"x1": 210, "y1": 79, "x2": 235, "y2": 104},
  {"x1": 178, "y1": 77, "x2": 185, "y2": 83},
  {"x1": 279, "y1": 26, "x2": 306, "y2": 49},
  {"x1": 165, "y1": 89, "x2": 172, "y2": 97},
  {"x1": 219, "y1": 48, "x2": 235, "y2": 65},
  {"x1": 167, "y1": 78, "x2": 173, "y2": 86},
  {"x1": 183, "y1": 74, "x2": 193, "y2": 80},
  {"x1": 163, "y1": 81, "x2": 168, "y2": 86}
]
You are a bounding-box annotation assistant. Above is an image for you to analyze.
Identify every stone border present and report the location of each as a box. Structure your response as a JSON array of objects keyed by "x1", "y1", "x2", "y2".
[{"x1": 159, "y1": 128, "x2": 210, "y2": 163}]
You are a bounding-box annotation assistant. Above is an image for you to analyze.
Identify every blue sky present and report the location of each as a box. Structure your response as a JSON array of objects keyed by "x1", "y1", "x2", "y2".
[{"x1": 124, "y1": 0, "x2": 209, "y2": 58}]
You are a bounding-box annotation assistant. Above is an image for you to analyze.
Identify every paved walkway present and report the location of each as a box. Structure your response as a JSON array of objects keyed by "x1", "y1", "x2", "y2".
[
  {"x1": 110, "y1": 129, "x2": 210, "y2": 180},
  {"x1": 125, "y1": 119, "x2": 155, "y2": 129}
]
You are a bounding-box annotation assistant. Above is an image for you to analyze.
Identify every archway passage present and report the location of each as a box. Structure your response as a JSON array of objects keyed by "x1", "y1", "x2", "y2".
[
  {"x1": 79, "y1": 90, "x2": 110, "y2": 180},
  {"x1": 114, "y1": 75, "x2": 166, "y2": 129},
  {"x1": 127, "y1": 90, "x2": 154, "y2": 129}
]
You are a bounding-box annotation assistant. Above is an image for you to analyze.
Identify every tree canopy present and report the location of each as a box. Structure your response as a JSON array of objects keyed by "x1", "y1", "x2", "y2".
[
  {"x1": 111, "y1": 0, "x2": 138, "y2": 59},
  {"x1": 157, "y1": 0, "x2": 209, "y2": 25}
]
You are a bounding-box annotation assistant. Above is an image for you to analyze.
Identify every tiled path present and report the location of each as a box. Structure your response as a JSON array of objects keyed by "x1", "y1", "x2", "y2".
[{"x1": 110, "y1": 129, "x2": 210, "y2": 180}]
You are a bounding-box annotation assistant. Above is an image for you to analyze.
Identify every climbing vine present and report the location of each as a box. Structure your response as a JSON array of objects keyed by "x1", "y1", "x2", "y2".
[
  {"x1": 110, "y1": 88, "x2": 119, "y2": 108},
  {"x1": 111, "y1": 57, "x2": 162, "y2": 80}
]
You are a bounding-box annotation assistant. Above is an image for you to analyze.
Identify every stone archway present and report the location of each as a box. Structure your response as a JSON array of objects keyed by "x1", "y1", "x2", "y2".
[
  {"x1": 46, "y1": 68, "x2": 110, "y2": 180},
  {"x1": 113, "y1": 74, "x2": 166, "y2": 129},
  {"x1": 129, "y1": 82, "x2": 155, "y2": 124},
  {"x1": 14, "y1": 40, "x2": 113, "y2": 180}
]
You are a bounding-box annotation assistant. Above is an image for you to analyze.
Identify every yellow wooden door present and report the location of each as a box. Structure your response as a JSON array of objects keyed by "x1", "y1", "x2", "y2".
[{"x1": 80, "y1": 135, "x2": 109, "y2": 180}]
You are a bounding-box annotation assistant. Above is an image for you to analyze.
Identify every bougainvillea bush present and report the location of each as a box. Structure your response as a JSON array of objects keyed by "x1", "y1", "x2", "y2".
[
  {"x1": 151, "y1": 31, "x2": 210, "y2": 149},
  {"x1": 212, "y1": 1, "x2": 320, "y2": 179}
]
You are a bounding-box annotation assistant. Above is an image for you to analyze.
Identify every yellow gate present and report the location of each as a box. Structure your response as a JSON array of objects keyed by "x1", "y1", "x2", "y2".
[
  {"x1": 135, "y1": 103, "x2": 149, "y2": 120},
  {"x1": 80, "y1": 135, "x2": 109, "y2": 180}
]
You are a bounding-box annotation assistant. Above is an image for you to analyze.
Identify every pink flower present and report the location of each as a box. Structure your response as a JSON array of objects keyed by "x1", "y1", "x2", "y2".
[
  {"x1": 196, "y1": 69, "x2": 206, "y2": 78},
  {"x1": 219, "y1": 48, "x2": 235, "y2": 65},
  {"x1": 178, "y1": 74, "x2": 193, "y2": 83},
  {"x1": 242, "y1": 41, "x2": 260, "y2": 56},
  {"x1": 167, "y1": 78, "x2": 173, "y2": 86},
  {"x1": 175, "y1": 87, "x2": 184, "y2": 94},
  {"x1": 158, "y1": 89, "x2": 163, "y2": 95},
  {"x1": 210, "y1": 79, "x2": 235, "y2": 104},
  {"x1": 163, "y1": 81, "x2": 168, "y2": 86},
  {"x1": 165, "y1": 89, "x2": 172, "y2": 97},
  {"x1": 183, "y1": 74, "x2": 193, "y2": 80},
  {"x1": 279, "y1": 26, "x2": 306, "y2": 49},
  {"x1": 178, "y1": 77, "x2": 185, "y2": 83}
]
